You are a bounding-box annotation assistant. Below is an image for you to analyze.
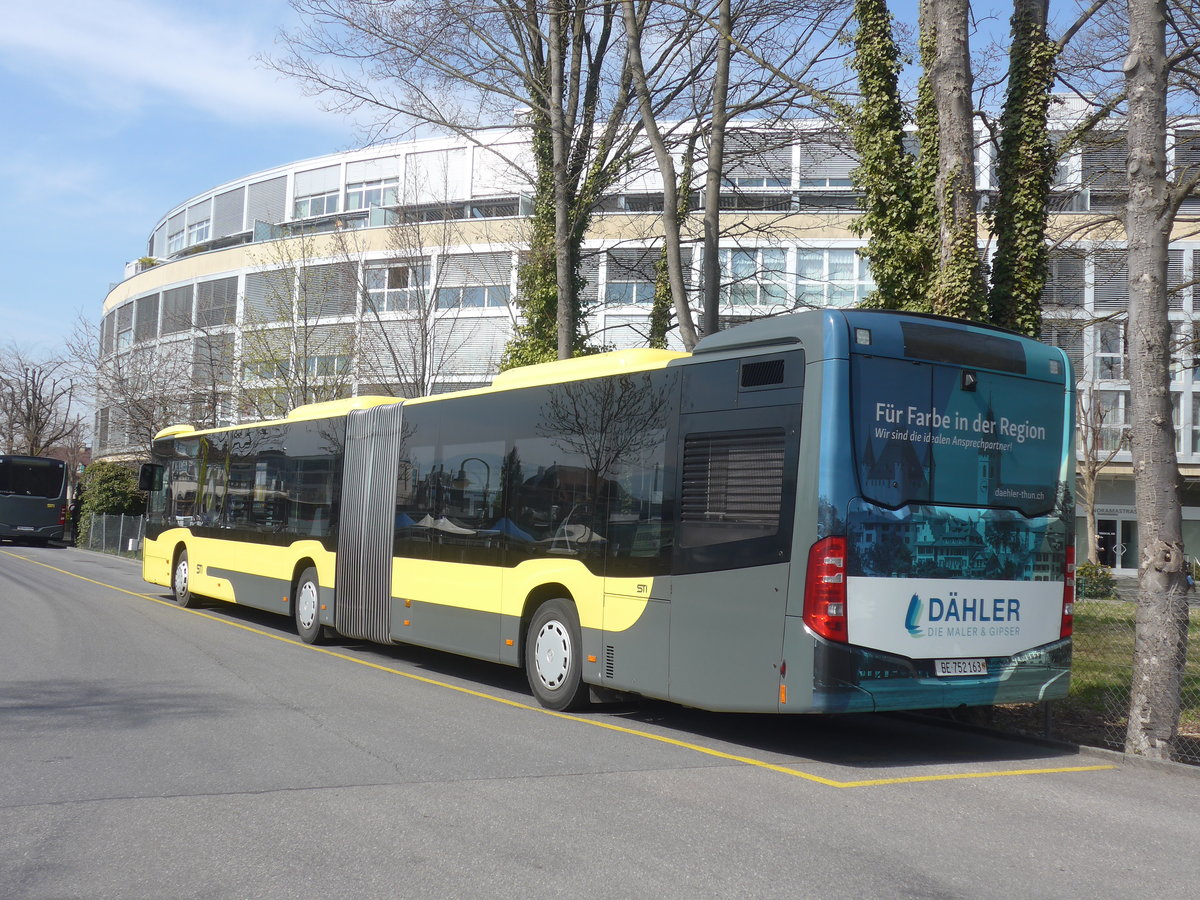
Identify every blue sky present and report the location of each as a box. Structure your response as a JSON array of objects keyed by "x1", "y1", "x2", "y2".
[
  {"x1": 0, "y1": 1, "x2": 1033, "y2": 358},
  {"x1": 0, "y1": 0, "x2": 360, "y2": 354}
]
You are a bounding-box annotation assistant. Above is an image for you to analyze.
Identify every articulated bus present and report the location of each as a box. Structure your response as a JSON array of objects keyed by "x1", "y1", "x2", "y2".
[
  {"x1": 140, "y1": 309, "x2": 1075, "y2": 713},
  {"x1": 0, "y1": 455, "x2": 68, "y2": 545}
]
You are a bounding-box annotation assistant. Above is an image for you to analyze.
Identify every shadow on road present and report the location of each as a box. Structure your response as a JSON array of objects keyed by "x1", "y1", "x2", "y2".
[
  {"x1": 170, "y1": 596, "x2": 1080, "y2": 772},
  {"x1": 1, "y1": 679, "x2": 230, "y2": 730}
]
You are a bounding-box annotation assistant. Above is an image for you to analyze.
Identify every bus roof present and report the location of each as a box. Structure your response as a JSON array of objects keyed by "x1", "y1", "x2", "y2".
[{"x1": 152, "y1": 348, "x2": 688, "y2": 442}]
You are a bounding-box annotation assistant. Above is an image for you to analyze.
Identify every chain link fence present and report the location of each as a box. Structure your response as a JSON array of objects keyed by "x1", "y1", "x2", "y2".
[
  {"x1": 994, "y1": 579, "x2": 1200, "y2": 765},
  {"x1": 84, "y1": 514, "x2": 145, "y2": 558}
]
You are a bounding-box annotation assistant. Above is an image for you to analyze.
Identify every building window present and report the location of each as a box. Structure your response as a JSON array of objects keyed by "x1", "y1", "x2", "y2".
[
  {"x1": 116, "y1": 303, "x2": 134, "y2": 351},
  {"x1": 1097, "y1": 390, "x2": 1129, "y2": 452},
  {"x1": 365, "y1": 262, "x2": 428, "y2": 311},
  {"x1": 796, "y1": 249, "x2": 875, "y2": 307},
  {"x1": 243, "y1": 359, "x2": 291, "y2": 380},
  {"x1": 294, "y1": 190, "x2": 339, "y2": 219},
  {"x1": 470, "y1": 198, "x2": 519, "y2": 218},
  {"x1": 1191, "y1": 395, "x2": 1200, "y2": 455},
  {"x1": 607, "y1": 280, "x2": 656, "y2": 304},
  {"x1": 196, "y1": 277, "x2": 238, "y2": 327},
  {"x1": 187, "y1": 219, "x2": 210, "y2": 246},
  {"x1": 720, "y1": 247, "x2": 788, "y2": 306},
  {"x1": 606, "y1": 248, "x2": 659, "y2": 304},
  {"x1": 724, "y1": 175, "x2": 791, "y2": 189},
  {"x1": 304, "y1": 354, "x2": 350, "y2": 377},
  {"x1": 435, "y1": 284, "x2": 510, "y2": 309},
  {"x1": 345, "y1": 178, "x2": 398, "y2": 211},
  {"x1": 167, "y1": 230, "x2": 185, "y2": 254},
  {"x1": 1040, "y1": 252, "x2": 1085, "y2": 308},
  {"x1": 1169, "y1": 321, "x2": 1189, "y2": 381},
  {"x1": 1095, "y1": 322, "x2": 1126, "y2": 380},
  {"x1": 1173, "y1": 392, "x2": 1183, "y2": 454},
  {"x1": 796, "y1": 177, "x2": 854, "y2": 190}
]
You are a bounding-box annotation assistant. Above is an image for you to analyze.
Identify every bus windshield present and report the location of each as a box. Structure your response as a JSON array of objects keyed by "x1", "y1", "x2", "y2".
[
  {"x1": 851, "y1": 354, "x2": 1066, "y2": 516},
  {"x1": 0, "y1": 457, "x2": 66, "y2": 498}
]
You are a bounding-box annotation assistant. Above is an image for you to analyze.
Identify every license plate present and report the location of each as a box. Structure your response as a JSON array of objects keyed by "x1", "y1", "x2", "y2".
[
  {"x1": 16, "y1": 526, "x2": 35, "y2": 532},
  {"x1": 935, "y1": 658, "x2": 987, "y2": 677}
]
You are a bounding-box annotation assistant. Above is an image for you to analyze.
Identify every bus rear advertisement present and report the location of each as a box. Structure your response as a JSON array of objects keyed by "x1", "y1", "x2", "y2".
[
  {"x1": 0, "y1": 455, "x2": 69, "y2": 545},
  {"x1": 139, "y1": 309, "x2": 1075, "y2": 714}
]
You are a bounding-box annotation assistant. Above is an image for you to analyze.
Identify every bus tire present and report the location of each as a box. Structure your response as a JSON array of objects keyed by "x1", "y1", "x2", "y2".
[
  {"x1": 525, "y1": 599, "x2": 589, "y2": 711},
  {"x1": 172, "y1": 549, "x2": 197, "y2": 608},
  {"x1": 294, "y1": 567, "x2": 323, "y2": 645}
]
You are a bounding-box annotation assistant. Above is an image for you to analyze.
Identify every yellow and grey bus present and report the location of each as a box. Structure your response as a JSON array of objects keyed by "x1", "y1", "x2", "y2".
[{"x1": 140, "y1": 309, "x2": 1076, "y2": 713}]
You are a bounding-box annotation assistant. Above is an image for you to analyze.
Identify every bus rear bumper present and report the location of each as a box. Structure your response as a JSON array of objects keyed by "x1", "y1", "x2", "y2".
[
  {"x1": 0, "y1": 523, "x2": 63, "y2": 542},
  {"x1": 806, "y1": 638, "x2": 1072, "y2": 714}
]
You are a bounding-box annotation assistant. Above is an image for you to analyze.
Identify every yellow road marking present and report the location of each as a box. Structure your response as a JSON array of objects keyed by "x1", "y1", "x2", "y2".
[{"x1": 4, "y1": 549, "x2": 1118, "y2": 788}]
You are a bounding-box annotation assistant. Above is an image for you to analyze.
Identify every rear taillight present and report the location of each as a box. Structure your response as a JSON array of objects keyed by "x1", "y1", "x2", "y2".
[
  {"x1": 1061, "y1": 545, "x2": 1075, "y2": 638},
  {"x1": 58, "y1": 505, "x2": 67, "y2": 526},
  {"x1": 804, "y1": 536, "x2": 847, "y2": 642}
]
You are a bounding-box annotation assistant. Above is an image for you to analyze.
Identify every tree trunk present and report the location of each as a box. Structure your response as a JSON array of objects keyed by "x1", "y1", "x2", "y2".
[
  {"x1": 986, "y1": 0, "x2": 1056, "y2": 336},
  {"x1": 701, "y1": 0, "x2": 731, "y2": 338},
  {"x1": 620, "y1": 0, "x2": 697, "y2": 351},
  {"x1": 548, "y1": 1, "x2": 575, "y2": 360},
  {"x1": 923, "y1": 0, "x2": 986, "y2": 320},
  {"x1": 1123, "y1": 0, "x2": 1190, "y2": 760}
]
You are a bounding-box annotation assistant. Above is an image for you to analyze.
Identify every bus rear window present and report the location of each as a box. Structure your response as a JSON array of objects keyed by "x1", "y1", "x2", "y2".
[
  {"x1": 851, "y1": 355, "x2": 1066, "y2": 516},
  {"x1": 0, "y1": 458, "x2": 66, "y2": 498},
  {"x1": 900, "y1": 321, "x2": 1026, "y2": 374}
]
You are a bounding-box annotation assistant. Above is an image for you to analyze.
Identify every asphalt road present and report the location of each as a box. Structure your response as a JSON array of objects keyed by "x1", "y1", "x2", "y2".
[{"x1": 2, "y1": 543, "x2": 1198, "y2": 900}]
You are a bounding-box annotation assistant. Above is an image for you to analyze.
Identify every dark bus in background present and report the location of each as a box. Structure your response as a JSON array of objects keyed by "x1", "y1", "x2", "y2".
[{"x1": 0, "y1": 455, "x2": 69, "y2": 544}]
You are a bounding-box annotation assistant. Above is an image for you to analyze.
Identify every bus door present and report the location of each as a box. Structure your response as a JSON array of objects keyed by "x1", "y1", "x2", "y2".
[{"x1": 667, "y1": 353, "x2": 804, "y2": 711}]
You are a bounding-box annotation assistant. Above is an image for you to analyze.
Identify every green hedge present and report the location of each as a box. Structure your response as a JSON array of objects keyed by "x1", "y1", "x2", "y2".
[
  {"x1": 76, "y1": 462, "x2": 145, "y2": 546},
  {"x1": 1076, "y1": 560, "x2": 1117, "y2": 599}
]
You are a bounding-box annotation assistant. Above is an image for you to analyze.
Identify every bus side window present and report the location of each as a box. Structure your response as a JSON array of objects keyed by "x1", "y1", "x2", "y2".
[
  {"x1": 169, "y1": 459, "x2": 197, "y2": 524},
  {"x1": 604, "y1": 424, "x2": 671, "y2": 571}
]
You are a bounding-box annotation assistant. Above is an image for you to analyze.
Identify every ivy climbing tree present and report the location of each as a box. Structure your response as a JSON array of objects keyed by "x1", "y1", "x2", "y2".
[
  {"x1": 848, "y1": 0, "x2": 936, "y2": 312},
  {"x1": 986, "y1": 0, "x2": 1059, "y2": 337},
  {"x1": 848, "y1": 0, "x2": 1103, "y2": 334}
]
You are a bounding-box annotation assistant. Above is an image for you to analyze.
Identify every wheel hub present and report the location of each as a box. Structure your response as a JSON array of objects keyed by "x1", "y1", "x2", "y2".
[
  {"x1": 534, "y1": 620, "x2": 570, "y2": 690},
  {"x1": 297, "y1": 581, "x2": 319, "y2": 629}
]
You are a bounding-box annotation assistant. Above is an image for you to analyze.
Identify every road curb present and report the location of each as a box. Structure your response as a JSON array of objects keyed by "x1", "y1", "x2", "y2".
[{"x1": 901, "y1": 711, "x2": 1200, "y2": 779}]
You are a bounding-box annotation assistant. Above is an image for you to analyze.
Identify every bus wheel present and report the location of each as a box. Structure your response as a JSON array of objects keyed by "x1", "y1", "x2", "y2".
[
  {"x1": 525, "y1": 599, "x2": 588, "y2": 711},
  {"x1": 172, "y1": 549, "x2": 197, "y2": 608},
  {"x1": 294, "y1": 567, "x2": 323, "y2": 645}
]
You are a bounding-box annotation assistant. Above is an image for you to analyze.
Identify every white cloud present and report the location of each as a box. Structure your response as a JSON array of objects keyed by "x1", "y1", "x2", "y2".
[{"x1": 0, "y1": 0, "x2": 340, "y2": 128}]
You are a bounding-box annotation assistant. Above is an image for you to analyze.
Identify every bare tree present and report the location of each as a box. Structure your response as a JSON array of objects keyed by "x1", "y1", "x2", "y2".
[
  {"x1": 66, "y1": 316, "x2": 195, "y2": 457},
  {"x1": 274, "y1": 0, "x2": 642, "y2": 361},
  {"x1": 1075, "y1": 384, "x2": 1129, "y2": 564},
  {"x1": 351, "y1": 208, "x2": 507, "y2": 399},
  {"x1": 0, "y1": 349, "x2": 83, "y2": 457},
  {"x1": 240, "y1": 228, "x2": 362, "y2": 418},
  {"x1": 620, "y1": 0, "x2": 699, "y2": 349}
]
